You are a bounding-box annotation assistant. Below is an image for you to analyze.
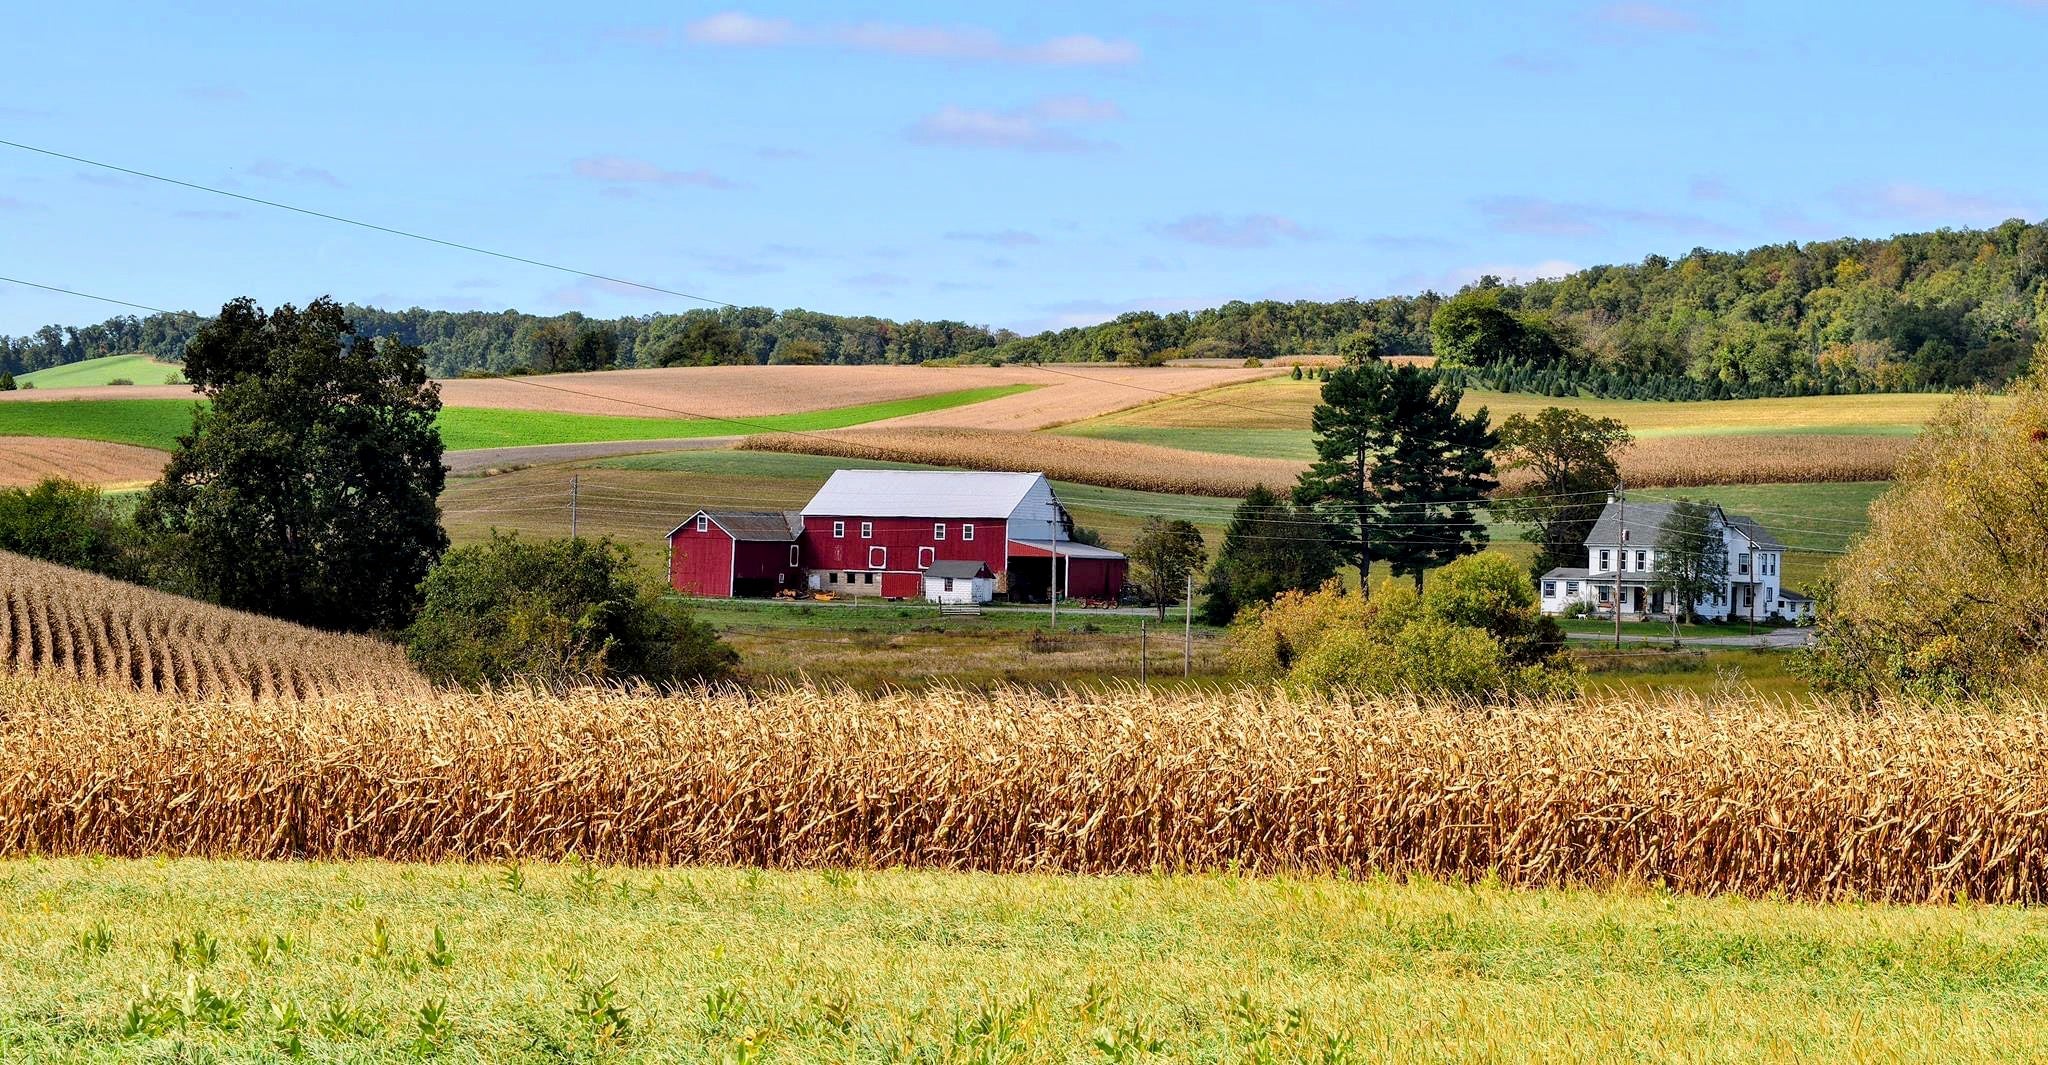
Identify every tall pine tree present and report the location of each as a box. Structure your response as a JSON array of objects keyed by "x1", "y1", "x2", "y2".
[{"x1": 1293, "y1": 361, "x2": 1498, "y2": 592}]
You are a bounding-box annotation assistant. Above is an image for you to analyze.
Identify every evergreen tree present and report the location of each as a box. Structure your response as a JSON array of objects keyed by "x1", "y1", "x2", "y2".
[
  {"x1": 1201, "y1": 485, "x2": 1340, "y2": 625},
  {"x1": 1294, "y1": 361, "x2": 1499, "y2": 593}
]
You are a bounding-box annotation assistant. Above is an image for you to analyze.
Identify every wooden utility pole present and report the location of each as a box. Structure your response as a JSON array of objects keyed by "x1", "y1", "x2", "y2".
[
  {"x1": 1183, "y1": 570, "x2": 1193, "y2": 678},
  {"x1": 1139, "y1": 619, "x2": 1148, "y2": 686},
  {"x1": 570, "y1": 474, "x2": 580, "y2": 540}
]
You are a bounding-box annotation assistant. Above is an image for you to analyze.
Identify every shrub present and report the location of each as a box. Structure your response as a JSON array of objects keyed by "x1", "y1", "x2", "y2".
[
  {"x1": 406, "y1": 532, "x2": 736, "y2": 689},
  {"x1": 105, "y1": 377, "x2": 134, "y2": 386},
  {"x1": 1228, "y1": 552, "x2": 1572, "y2": 697},
  {"x1": 0, "y1": 371, "x2": 14, "y2": 391},
  {"x1": 0, "y1": 477, "x2": 150, "y2": 581}
]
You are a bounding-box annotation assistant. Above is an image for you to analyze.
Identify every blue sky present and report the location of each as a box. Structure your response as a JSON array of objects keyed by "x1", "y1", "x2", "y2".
[{"x1": 3, "y1": 1, "x2": 2045, "y2": 335}]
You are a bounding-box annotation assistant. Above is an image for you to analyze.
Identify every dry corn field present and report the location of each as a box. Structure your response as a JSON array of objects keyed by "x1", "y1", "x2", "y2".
[
  {"x1": 0, "y1": 551, "x2": 427, "y2": 700},
  {"x1": 1612, "y1": 432, "x2": 1911, "y2": 487},
  {"x1": 5, "y1": 674, "x2": 2046, "y2": 903},
  {"x1": 743, "y1": 428, "x2": 1307, "y2": 496}
]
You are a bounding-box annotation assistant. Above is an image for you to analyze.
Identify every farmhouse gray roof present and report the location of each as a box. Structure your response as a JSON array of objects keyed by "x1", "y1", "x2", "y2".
[
  {"x1": 686, "y1": 510, "x2": 804, "y2": 542},
  {"x1": 1777, "y1": 588, "x2": 1814, "y2": 603},
  {"x1": 1540, "y1": 567, "x2": 1592, "y2": 581},
  {"x1": 1584, "y1": 499, "x2": 1785, "y2": 552},
  {"x1": 923, "y1": 560, "x2": 993, "y2": 579}
]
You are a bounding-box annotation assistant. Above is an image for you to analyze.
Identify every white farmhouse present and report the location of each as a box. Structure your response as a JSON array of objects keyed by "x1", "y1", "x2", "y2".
[{"x1": 1538, "y1": 497, "x2": 1816, "y2": 622}]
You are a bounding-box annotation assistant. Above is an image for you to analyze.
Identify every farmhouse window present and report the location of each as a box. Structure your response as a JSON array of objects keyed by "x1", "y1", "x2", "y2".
[
  {"x1": 1599, "y1": 549, "x2": 1610, "y2": 571},
  {"x1": 1598, "y1": 586, "x2": 1611, "y2": 604},
  {"x1": 695, "y1": 515, "x2": 708, "y2": 533},
  {"x1": 1738, "y1": 553, "x2": 1751, "y2": 575},
  {"x1": 1635, "y1": 550, "x2": 1647, "y2": 570},
  {"x1": 832, "y1": 521, "x2": 845, "y2": 538},
  {"x1": 918, "y1": 547, "x2": 935, "y2": 568},
  {"x1": 961, "y1": 524, "x2": 975, "y2": 541},
  {"x1": 869, "y1": 546, "x2": 886, "y2": 569},
  {"x1": 860, "y1": 522, "x2": 873, "y2": 539},
  {"x1": 1565, "y1": 580, "x2": 1579, "y2": 596},
  {"x1": 1543, "y1": 581, "x2": 1556, "y2": 597},
  {"x1": 934, "y1": 523, "x2": 946, "y2": 540}
]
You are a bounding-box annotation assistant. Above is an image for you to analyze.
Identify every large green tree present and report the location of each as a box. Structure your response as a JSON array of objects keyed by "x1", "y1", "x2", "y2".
[
  {"x1": 1651, "y1": 500, "x2": 1728, "y2": 623},
  {"x1": 1128, "y1": 517, "x2": 1207, "y2": 620},
  {"x1": 1492, "y1": 407, "x2": 1634, "y2": 576},
  {"x1": 1294, "y1": 361, "x2": 1498, "y2": 592},
  {"x1": 137, "y1": 297, "x2": 447, "y2": 632},
  {"x1": 655, "y1": 315, "x2": 748, "y2": 367},
  {"x1": 1200, "y1": 485, "x2": 1340, "y2": 625}
]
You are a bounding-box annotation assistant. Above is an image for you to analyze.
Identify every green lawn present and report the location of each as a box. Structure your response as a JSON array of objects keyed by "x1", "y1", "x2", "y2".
[
  {"x1": 0, "y1": 385, "x2": 1035, "y2": 454},
  {"x1": 1559, "y1": 618, "x2": 1774, "y2": 639},
  {"x1": 16, "y1": 353, "x2": 185, "y2": 389},
  {"x1": 3, "y1": 858, "x2": 2044, "y2": 1061}
]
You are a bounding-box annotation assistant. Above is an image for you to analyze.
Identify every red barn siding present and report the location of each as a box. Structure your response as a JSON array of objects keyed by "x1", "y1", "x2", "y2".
[
  {"x1": 669, "y1": 526, "x2": 735, "y2": 597},
  {"x1": 1064, "y1": 558, "x2": 1128, "y2": 600},
  {"x1": 803, "y1": 516, "x2": 1008, "y2": 597},
  {"x1": 732, "y1": 540, "x2": 801, "y2": 596}
]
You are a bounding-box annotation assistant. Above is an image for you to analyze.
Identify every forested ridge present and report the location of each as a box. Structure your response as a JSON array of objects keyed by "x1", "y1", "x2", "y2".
[{"x1": 8, "y1": 219, "x2": 2042, "y2": 394}]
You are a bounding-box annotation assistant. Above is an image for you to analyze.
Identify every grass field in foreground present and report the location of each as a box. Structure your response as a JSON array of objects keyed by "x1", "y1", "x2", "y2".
[
  {"x1": 16, "y1": 354, "x2": 185, "y2": 389},
  {"x1": 0, "y1": 385, "x2": 1034, "y2": 454},
  {"x1": 3, "y1": 858, "x2": 2042, "y2": 1061}
]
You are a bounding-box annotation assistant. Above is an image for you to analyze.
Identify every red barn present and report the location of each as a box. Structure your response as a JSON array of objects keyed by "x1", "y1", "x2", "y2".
[
  {"x1": 798, "y1": 470, "x2": 1127, "y2": 602},
  {"x1": 666, "y1": 510, "x2": 803, "y2": 598},
  {"x1": 667, "y1": 470, "x2": 1129, "y2": 603}
]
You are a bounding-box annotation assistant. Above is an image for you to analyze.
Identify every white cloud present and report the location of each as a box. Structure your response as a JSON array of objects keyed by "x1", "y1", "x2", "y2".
[
  {"x1": 686, "y1": 12, "x2": 794, "y2": 45},
  {"x1": 1476, "y1": 195, "x2": 1739, "y2": 238},
  {"x1": 1160, "y1": 213, "x2": 1316, "y2": 248},
  {"x1": 907, "y1": 96, "x2": 1120, "y2": 152},
  {"x1": 1591, "y1": 2, "x2": 1704, "y2": 33},
  {"x1": 570, "y1": 155, "x2": 740, "y2": 190},
  {"x1": 677, "y1": 12, "x2": 1138, "y2": 65},
  {"x1": 1393, "y1": 259, "x2": 1584, "y2": 292},
  {"x1": 1833, "y1": 182, "x2": 2037, "y2": 225},
  {"x1": 946, "y1": 229, "x2": 1042, "y2": 247}
]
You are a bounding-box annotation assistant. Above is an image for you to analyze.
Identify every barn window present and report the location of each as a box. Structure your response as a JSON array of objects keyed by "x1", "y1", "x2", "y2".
[
  {"x1": 829, "y1": 572, "x2": 839, "y2": 584},
  {"x1": 694, "y1": 515, "x2": 708, "y2": 533},
  {"x1": 868, "y1": 546, "x2": 886, "y2": 569},
  {"x1": 918, "y1": 547, "x2": 935, "y2": 568},
  {"x1": 788, "y1": 545, "x2": 800, "y2": 567},
  {"x1": 832, "y1": 521, "x2": 845, "y2": 538},
  {"x1": 861, "y1": 522, "x2": 873, "y2": 539},
  {"x1": 863, "y1": 572, "x2": 875, "y2": 585},
  {"x1": 944, "y1": 578, "x2": 955, "y2": 591},
  {"x1": 961, "y1": 524, "x2": 974, "y2": 541},
  {"x1": 934, "y1": 523, "x2": 946, "y2": 540}
]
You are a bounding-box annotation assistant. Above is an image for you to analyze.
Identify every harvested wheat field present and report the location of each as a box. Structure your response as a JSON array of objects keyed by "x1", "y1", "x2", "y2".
[
  {"x1": 865, "y1": 364, "x2": 1279, "y2": 431},
  {"x1": 0, "y1": 551, "x2": 426, "y2": 700},
  {"x1": 744, "y1": 427, "x2": 1305, "y2": 495},
  {"x1": 0, "y1": 436, "x2": 166, "y2": 487},
  {"x1": 4, "y1": 676, "x2": 2045, "y2": 903}
]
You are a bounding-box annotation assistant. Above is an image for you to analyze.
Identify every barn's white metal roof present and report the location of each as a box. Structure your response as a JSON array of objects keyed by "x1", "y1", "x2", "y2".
[{"x1": 802, "y1": 469, "x2": 1050, "y2": 519}]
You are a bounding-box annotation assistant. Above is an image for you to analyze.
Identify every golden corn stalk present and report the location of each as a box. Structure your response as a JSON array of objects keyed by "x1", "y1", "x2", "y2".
[
  {"x1": 0, "y1": 550, "x2": 428, "y2": 700},
  {"x1": 0, "y1": 672, "x2": 2042, "y2": 904}
]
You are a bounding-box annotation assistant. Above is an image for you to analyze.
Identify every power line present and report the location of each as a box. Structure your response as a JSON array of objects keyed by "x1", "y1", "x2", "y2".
[{"x1": 0, "y1": 275, "x2": 198, "y2": 319}]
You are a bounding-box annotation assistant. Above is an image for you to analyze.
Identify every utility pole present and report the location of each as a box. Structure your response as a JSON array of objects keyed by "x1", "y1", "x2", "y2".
[
  {"x1": 1139, "y1": 618, "x2": 1148, "y2": 686},
  {"x1": 1183, "y1": 570, "x2": 1193, "y2": 678},
  {"x1": 1048, "y1": 501, "x2": 1061, "y2": 628},
  {"x1": 1613, "y1": 482, "x2": 1624, "y2": 649},
  {"x1": 570, "y1": 474, "x2": 580, "y2": 540}
]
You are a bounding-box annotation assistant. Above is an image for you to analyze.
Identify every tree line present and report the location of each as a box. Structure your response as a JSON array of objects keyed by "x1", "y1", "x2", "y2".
[{"x1": 10, "y1": 219, "x2": 2044, "y2": 393}]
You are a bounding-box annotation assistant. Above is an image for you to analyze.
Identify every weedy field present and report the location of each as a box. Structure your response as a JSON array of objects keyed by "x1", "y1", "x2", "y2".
[
  {"x1": 15, "y1": 353, "x2": 186, "y2": 388},
  {"x1": 0, "y1": 551, "x2": 426, "y2": 699},
  {"x1": 3, "y1": 673, "x2": 2040, "y2": 903},
  {"x1": 4, "y1": 858, "x2": 2045, "y2": 1062}
]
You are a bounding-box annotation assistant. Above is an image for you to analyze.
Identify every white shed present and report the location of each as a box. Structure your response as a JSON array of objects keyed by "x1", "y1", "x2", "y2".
[{"x1": 922, "y1": 560, "x2": 995, "y2": 605}]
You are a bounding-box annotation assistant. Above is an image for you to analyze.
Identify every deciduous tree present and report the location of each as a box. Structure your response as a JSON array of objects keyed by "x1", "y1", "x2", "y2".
[
  {"x1": 1492, "y1": 407, "x2": 1634, "y2": 576},
  {"x1": 137, "y1": 297, "x2": 447, "y2": 632},
  {"x1": 1129, "y1": 517, "x2": 1207, "y2": 619},
  {"x1": 1651, "y1": 499, "x2": 1728, "y2": 623}
]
